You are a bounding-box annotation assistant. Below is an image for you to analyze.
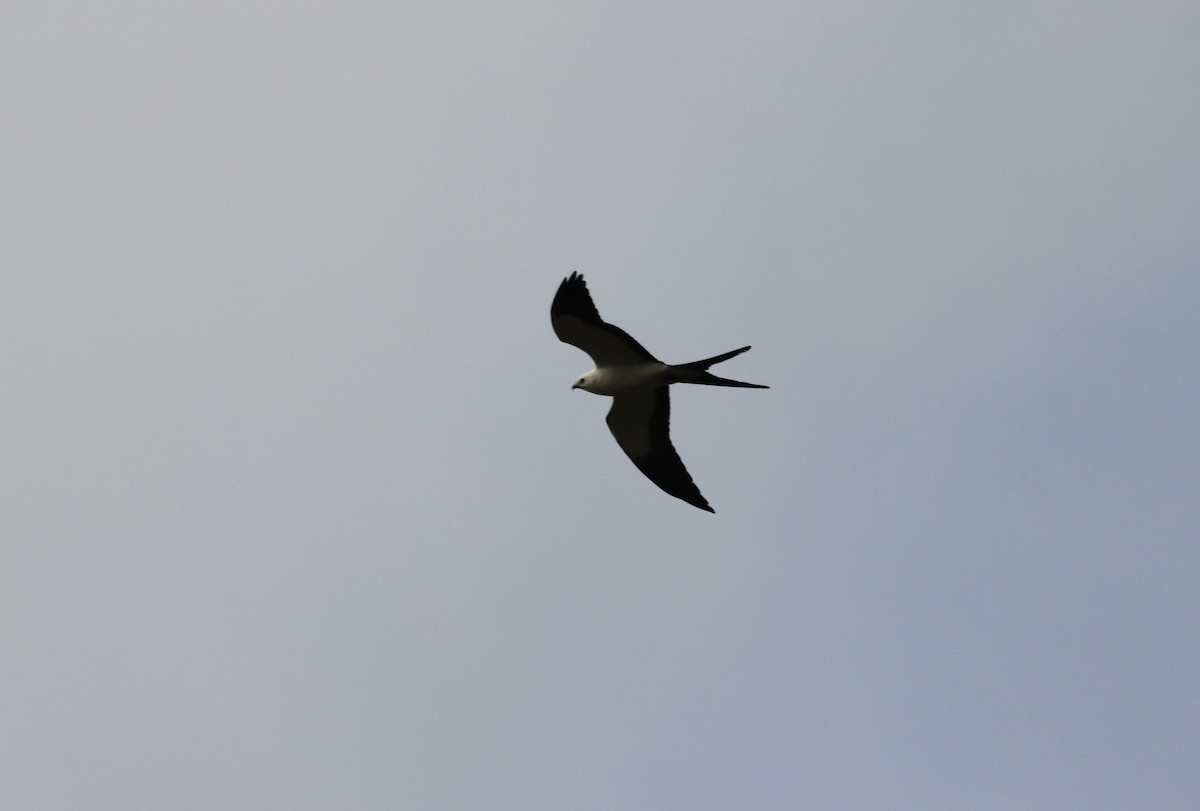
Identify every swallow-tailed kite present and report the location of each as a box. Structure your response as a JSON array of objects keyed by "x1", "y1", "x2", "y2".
[{"x1": 551, "y1": 272, "x2": 767, "y2": 513}]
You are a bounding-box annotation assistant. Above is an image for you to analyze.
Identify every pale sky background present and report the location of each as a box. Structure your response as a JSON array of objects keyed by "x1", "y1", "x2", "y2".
[{"x1": 3, "y1": 3, "x2": 1198, "y2": 809}]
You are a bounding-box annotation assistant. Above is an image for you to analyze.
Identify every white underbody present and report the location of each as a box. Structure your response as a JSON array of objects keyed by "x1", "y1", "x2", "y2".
[{"x1": 574, "y1": 362, "x2": 672, "y2": 395}]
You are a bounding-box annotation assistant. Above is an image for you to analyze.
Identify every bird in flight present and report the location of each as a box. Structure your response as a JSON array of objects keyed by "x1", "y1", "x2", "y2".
[{"x1": 551, "y1": 272, "x2": 767, "y2": 512}]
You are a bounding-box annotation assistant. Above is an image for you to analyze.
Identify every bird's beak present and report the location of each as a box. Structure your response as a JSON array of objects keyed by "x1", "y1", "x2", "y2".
[{"x1": 570, "y1": 382, "x2": 580, "y2": 390}]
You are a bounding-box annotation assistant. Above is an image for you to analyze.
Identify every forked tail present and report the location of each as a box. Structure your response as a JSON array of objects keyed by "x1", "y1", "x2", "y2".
[{"x1": 673, "y1": 346, "x2": 769, "y2": 389}]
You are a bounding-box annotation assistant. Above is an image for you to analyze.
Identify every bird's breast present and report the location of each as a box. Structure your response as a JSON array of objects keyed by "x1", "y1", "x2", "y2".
[{"x1": 584, "y1": 362, "x2": 670, "y2": 395}]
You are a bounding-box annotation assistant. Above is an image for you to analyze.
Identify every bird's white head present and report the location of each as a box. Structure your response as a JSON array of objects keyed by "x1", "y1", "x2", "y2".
[{"x1": 571, "y1": 370, "x2": 599, "y2": 393}]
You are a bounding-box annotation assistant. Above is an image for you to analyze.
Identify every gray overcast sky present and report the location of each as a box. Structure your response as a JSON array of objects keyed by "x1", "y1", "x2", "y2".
[{"x1": 3, "y1": 2, "x2": 1198, "y2": 809}]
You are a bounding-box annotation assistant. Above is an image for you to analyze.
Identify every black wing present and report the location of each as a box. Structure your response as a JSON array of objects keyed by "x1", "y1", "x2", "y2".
[
  {"x1": 551, "y1": 272, "x2": 658, "y2": 366},
  {"x1": 606, "y1": 386, "x2": 713, "y2": 512}
]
